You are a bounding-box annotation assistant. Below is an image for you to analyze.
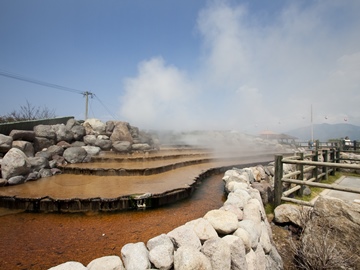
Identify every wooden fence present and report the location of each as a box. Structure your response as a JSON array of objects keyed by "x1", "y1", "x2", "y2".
[{"x1": 274, "y1": 148, "x2": 360, "y2": 207}]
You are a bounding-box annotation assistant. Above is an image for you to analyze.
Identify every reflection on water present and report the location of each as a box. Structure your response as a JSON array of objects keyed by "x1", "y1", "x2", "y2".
[{"x1": 0, "y1": 174, "x2": 226, "y2": 270}]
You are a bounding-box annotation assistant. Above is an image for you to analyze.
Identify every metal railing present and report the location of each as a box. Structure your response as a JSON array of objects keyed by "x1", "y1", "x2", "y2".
[{"x1": 274, "y1": 148, "x2": 360, "y2": 207}]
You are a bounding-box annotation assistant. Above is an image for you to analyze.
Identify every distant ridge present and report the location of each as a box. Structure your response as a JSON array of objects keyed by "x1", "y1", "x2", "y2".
[{"x1": 286, "y1": 123, "x2": 360, "y2": 141}]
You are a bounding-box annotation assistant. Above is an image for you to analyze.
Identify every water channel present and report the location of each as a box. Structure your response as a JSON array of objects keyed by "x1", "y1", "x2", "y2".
[{"x1": 0, "y1": 148, "x2": 276, "y2": 269}]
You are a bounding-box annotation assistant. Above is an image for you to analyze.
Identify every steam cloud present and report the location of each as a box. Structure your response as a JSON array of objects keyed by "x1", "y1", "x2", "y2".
[{"x1": 119, "y1": 0, "x2": 360, "y2": 134}]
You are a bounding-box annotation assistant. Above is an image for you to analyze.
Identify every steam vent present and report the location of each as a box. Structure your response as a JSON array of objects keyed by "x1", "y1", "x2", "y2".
[{"x1": 0, "y1": 118, "x2": 280, "y2": 213}]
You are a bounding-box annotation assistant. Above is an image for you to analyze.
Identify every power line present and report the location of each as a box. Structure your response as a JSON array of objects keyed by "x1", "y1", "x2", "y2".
[
  {"x1": 0, "y1": 69, "x2": 84, "y2": 95},
  {"x1": 0, "y1": 69, "x2": 119, "y2": 120}
]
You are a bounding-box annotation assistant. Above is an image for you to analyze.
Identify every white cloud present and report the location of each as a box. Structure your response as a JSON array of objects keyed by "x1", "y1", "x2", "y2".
[{"x1": 119, "y1": 0, "x2": 360, "y2": 134}]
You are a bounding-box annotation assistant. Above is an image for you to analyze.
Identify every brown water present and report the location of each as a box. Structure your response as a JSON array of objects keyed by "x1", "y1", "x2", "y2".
[{"x1": 0, "y1": 174, "x2": 225, "y2": 270}]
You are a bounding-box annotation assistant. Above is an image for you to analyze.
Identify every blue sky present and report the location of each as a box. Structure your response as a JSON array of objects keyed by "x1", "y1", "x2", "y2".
[{"x1": 1, "y1": 0, "x2": 360, "y2": 135}]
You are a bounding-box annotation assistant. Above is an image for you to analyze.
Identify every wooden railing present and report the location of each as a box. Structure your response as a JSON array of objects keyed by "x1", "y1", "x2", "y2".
[{"x1": 274, "y1": 148, "x2": 360, "y2": 207}]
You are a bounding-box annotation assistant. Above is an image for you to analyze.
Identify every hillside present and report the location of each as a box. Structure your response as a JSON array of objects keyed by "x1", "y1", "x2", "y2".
[{"x1": 286, "y1": 123, "x2": 360, "y2": 141}]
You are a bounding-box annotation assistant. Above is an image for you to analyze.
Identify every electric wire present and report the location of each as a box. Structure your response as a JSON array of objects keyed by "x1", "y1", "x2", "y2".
[
  {"x1": 0, "y1": 69, "x2": 84, "y2": 95},
  {"x1": 0, "y1": 69, "x2": 119, "y2": 120}
]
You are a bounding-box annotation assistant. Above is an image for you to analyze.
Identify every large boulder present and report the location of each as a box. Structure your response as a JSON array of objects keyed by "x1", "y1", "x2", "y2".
[
  {"x1": 167, "y1": 224, "x2": 201, "y2": 250},
  {"x1": 173, "y1": 246, "x2": 212, "y2": 270},
  {"x1": 34, "y1": 125, "x2": 56, "y2": 140},
  {"x1": 0, "y1": 134, "x2": 13, "y2": 153},
  {"x1": 299, "y1": 195, "x2": 360, "y2": 268},
  {"x1": 9, "y1": 130, "x2": 35, "y2": 142},
  {"x1": 48, "y1": 261, "x2": 87, "y2": 270},
  {"x1": 71, "y1": 125, "x2": 86, "y2": 141},
  {"x1": 185, "y1": 218, "x2": 218, "y2": 242},
  {"x1": 121, "y1": 242, "x2": 151, "y2": 270},
  {"x1": 84, "y1": 118, "x2": 106, "y2": 135},
  {"x1": 33, "y1": 137, "x2": 56, "y2": 152},
  {"x1": 110, "y1": 122, "x2": 133, "y2": 143},
  {"x1": 147, "y1": 234, "x2": 174, "y2": 270},
  {"x1": 112, "y1": 141, "x2": 131, "y2": 152},
  {"x1": 53, "y1": 124, "x2": 74, "y2": 143},
  {"x1": 1, "y1": 148, "x2": 31, "y2": 180},
  {"x1": 63, "y1": 147, "x2": 88, "y2": 164},
  {"x1": 87, "y1": 255, "x2": 125, "y2": 270},
  {"x1": 204, "y1": 209, "x2": 238, "y2": 234},
  {"x1": 201, "y1": 237, "x2": 231, "y2": 269},
  {"x1": 12, "y1": 140, "x2": 34, "y2": 157}
]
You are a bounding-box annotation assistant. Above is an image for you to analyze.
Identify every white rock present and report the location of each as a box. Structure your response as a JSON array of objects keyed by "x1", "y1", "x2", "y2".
[
  {"x1": 233, "y1": 227, "x2": 251, "y2": 253},
  {"x1": 87, "y1": 255, "x2": 124, "y2": 270},
  {"x1": 186, "y1": 218, "x2": 218, "y2": 242},
  {"x1": 48, "y1": 261, "x2": 87, "y2": 270},
  {"x1": 174, "y1": 246, "x2": 212, "y2": 270},
  {"x1": 204, "y1": 209, "x2": 238, "y2": 234},
  {"x1": 201, "y1": 237, "x2": 231, "y2": 270},
  {"x1": 147, "y1": 234, "x2": 174, "y2": 270},
  {"x1": 121, "y1": 242, "x2": 150, "y2": 270},
  {"x1": 238, "y1": 219, "x2": 261, "y2": 250},
  {"x1": 222, "y1": 235, "x2": 247, "y2": 270},
  {"x1": 167, "y1": 224, "x2": 201, "y2": 250}
]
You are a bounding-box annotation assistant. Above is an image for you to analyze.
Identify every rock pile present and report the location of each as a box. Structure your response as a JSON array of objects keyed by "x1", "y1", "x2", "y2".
[
  {"x1": 49, "y1": 166, "x2": 283, "y2": 270},
  {"x1": 0, "y1": 118, "x2": 158, "y2": 186}
]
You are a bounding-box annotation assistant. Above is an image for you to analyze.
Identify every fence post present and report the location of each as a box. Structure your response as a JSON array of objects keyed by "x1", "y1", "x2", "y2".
[
  {"x1": 323, "y1": 149, "x2": 328, "y2": 180},
  {"x1": 274, "y1": 155, "x2": 283, "y2": 208},
  {"x1": 354, "y1": 140, "x2": 357, "y2": 151},
  {"x1": 312, "y1": 149, "x2": 319, "y2": 181},
  {"x1": 297, "y1": 152, "x2": 305, "y2": 197},
  {"x1": 330, "y1": 148, "x2": 336, "y2": 176},
  {"x1": 336, "y1": 147, "x2": 340, "y2": 172}
]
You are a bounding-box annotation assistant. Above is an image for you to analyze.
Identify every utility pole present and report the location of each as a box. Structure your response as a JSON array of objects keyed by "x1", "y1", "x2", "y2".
[
  {"x1": 311, "y1": 104, "x2": 314, "y2": 142},
  {"x1": 83, "y1": 91, "x2": 94, "y2": 120}
]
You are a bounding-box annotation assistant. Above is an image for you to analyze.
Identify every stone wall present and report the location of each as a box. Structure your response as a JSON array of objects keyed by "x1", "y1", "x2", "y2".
[{"x1": 49, "y1": 166, "x2": 284, "y2": 270}]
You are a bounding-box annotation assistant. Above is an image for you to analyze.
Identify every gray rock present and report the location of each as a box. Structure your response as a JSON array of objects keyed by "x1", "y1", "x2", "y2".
[
  {"x1": 65, "y1": 118, "x2": 77, "y2": 130},
  {"x1": 167, "y1": 224, "x2": 201, "y2": 250},
  {"x1": 201, "y1": 237, "x2": 231, "y2": 270},
  {"x1": 8, "y1": 175, "x2": 26, "y2": 185},
  {"x1": 33, "y1": 125, "x2": 56, "y2": 140},
  {"x1": 83, "y1": 135, "x2": 97, "y2": 145},
  {"x1": 1, "y1": 148, "x2": 31, "y2": 179},
  {"x1": 54, "y1": 124, "x2": 74, "y2": 142},
  {"x1": 222, "y1": 235, "x2": 247, "y2": 270},
  {"x1": 0, "y1": 134, "x2": 13, "y2": 153},
  {"x1": 71, "y1": 125, "x2": 86, "y2": 141},
  {"x1": 87, "y1": 255, "x2": 125, "y2": 270},
  {"x1": 44, "y1": 145, "x2": 64, "y2": 159},
  {"x1": 9, "y1": 129, "x2": 35, "y2": 142},
  {"x1": 71, "y1": 141, "x2": 86, "y2": 147},
  {"x1": 105, "y1": 121, "x2": 115, "y2": 134},
  {"x1": 12, "y1": 140, "x2": 34, "y2": 157},
  {"x1": 174, "y1": 246, "x2": 212, "y2": 270},
  {"x1": 110, "y1": 121, "x2": 133, "y2": 143},
  {"x1": 94, "y1": 138, "x2": 112, "y2": 151},
  {"x1": 204, "y1": 209, "x2": 238, "y2": 234},
  {"x1": 26, "y1": 172, "x2": 40, "y2": 181},
  {"x1": 39, "y1": 168, "x2": 53, "y2": 178},
  {"x1": 251, "y1": 181, "x2": 272, "y2": 204},
  {"x1": 112, "y1": 141, "x2": 131, "y2": 152},
  {"x1": 186, "y1": 218, "x2": 218, "y2": 242},
  {"x1": 48, "y1": 261, "x2": 87, "y2": 270},
  {"x1": 121, "y1": 242, "x2": 151, "y2": 270},
  {"x1": 267, "y1": 245, "x2": 283, "y2": 270},
  {"x1": 63, "y1": 147, "x2": 88, "y2": 164},
  {"x1": 81, "y1": 146, "x2": 101, "y2": 156},
  {"x1": 33, "y1": 137, "x2": 55, "y2": 152},
  {"x1": 131, "y1": 143, "x2": 151, "y2": 151},
  {"x1": 28, "y1": 156, "x2": 49, "y2": 171}
]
